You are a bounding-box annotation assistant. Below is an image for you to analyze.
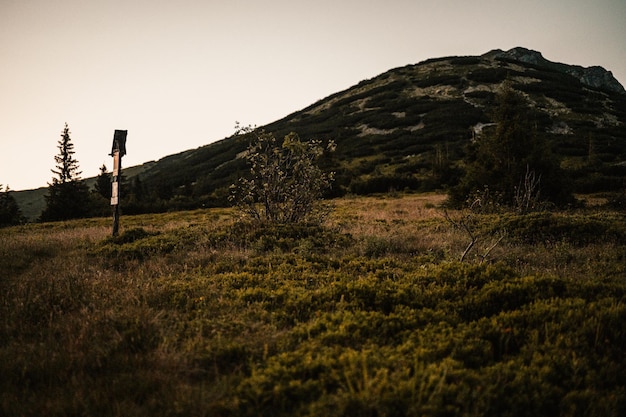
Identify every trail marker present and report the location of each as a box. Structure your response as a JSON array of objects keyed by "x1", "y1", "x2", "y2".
[{"x1": 110, "y1": 130, "x2": 127, "y2": 236}]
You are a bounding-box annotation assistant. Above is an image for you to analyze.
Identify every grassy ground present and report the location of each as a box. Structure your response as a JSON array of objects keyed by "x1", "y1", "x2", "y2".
[{"x1": 1, "y1": 194, "x2": 625, "y2": 416}]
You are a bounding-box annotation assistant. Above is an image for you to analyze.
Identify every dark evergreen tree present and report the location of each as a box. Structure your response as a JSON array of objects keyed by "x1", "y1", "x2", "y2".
[
  {"x1": 450, "y1": 84, "x2": 573, "y2": 210},
  {"x1": 51, "y1": 123, "x2": 82, "y2": 183},
  {"x1": 40, "y1": 123, "x2": 91, "y2": 221},
  {"x1": 87, "y1": 164, "x2": 113, "y2": 217},
  {"x1": 0, "y1": 185, "x2": 24, "y2": 227},
  {"x1": 94, "y1": 164, "x2": 112, "y2": 199}
]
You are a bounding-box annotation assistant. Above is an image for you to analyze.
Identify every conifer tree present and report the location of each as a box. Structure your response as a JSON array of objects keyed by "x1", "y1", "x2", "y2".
[
  {"x1": 86, "y1": 164, "x2": 114, "y2": 217},
  {"x1": 40, "y1": 123, "x2": 91, "y2": 221},
  {"x1": 450, "y1": 84, "x2": 572, "y2": 210},
  {"x1": 94, "y1": 164, "x2": 112, "y2": 200},
  {"x1": 0, "y1": 184, "x2": 23, "y2": 227},
  {"x1": 51, "y1": 123, "x2": 82, "y2": 184}
]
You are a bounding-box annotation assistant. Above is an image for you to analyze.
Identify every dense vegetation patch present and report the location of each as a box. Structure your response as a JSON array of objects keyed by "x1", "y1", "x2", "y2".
[
  {"x1": 1, "y1": 196, "x2": 625, "y2": 416},
  {"x1": 493, "y1": 211, "x2": 626, "y2": 245}
]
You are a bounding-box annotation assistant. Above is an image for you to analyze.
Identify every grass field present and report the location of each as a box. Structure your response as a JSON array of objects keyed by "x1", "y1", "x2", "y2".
[{"x1": 1, "y1": 194, "x2": 625, "y2": 416}]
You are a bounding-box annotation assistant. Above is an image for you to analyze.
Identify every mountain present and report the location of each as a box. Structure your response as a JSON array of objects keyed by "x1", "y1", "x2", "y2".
[
  {"x1": 487, "y1": 47, "x2": 625, "y2": 94},
  {"x1": 14, "y1": 47, "x2": 626, "y2": 220}
]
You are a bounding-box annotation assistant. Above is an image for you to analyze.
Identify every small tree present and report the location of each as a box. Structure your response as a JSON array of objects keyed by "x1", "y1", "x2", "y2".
[
  {"x1": 40, "y1": 123, "x2": 91, "y2": 221},
  {"x1": 94, "y1": 164, "x2": 112, "y2": 200},
  {"x1": 0, "y1": 185, "x2": 23, "y2": 227},
  {"x1": 230, "y1": 127, "x2": 335, "y2": 225},
  {"x1": 52, "y1": 122, "x2": 82, "y2": 183},
  {"x1": 87, "y1": 164, "x2": 114, "y2": 217}
]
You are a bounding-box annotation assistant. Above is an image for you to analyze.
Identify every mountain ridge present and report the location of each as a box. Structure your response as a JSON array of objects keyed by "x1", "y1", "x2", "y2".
[
  {"x1": 486, "y1": 47, "x2": 625, "y2": 94},
  {"x1": 12, "y1": 47, "x2": 626, "y2": 220}
]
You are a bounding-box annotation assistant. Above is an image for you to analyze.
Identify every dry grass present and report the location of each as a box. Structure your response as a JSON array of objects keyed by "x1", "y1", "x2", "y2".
[
  {"x1": 327, "y1": 193, "x2": 452, "y2": 258},
  {"x1": 330, "y1": 193, "x2": 446, "y2": 224},
  {"x1": 327, "y1": 193, "x2": 626, "y2": 280}
]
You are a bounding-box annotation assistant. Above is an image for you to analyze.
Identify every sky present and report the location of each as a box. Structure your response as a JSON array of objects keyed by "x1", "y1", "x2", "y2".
[{"x1": 1, "y1": 0, "x2": 625, "y2": 191}]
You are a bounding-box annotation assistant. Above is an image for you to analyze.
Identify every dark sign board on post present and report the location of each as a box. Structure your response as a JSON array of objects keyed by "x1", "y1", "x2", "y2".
[{"x1": 111, "y1": 130, "x2": 127, "y2": 157}]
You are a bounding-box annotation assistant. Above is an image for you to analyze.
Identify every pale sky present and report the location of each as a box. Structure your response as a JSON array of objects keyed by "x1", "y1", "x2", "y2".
[{"x1": 1, "y1": 0, "x2": 625, "y2": 191}]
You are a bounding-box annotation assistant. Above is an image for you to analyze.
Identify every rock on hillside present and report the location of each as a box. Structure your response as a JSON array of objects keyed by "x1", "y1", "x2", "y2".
[{"x1": 489, "y1": 47, "x2": 625, "y2": 94}]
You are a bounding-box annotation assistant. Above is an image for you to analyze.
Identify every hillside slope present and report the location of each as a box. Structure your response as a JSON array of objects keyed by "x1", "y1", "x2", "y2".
[{"x1": 14, "y1": 47, "x2": 626, "y2": 219}]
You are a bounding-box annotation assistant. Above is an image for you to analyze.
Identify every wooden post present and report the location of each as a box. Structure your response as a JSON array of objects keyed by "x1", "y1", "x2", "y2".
[{"x1": 110, "y1": 130, "x2": 127, "y2": 237}]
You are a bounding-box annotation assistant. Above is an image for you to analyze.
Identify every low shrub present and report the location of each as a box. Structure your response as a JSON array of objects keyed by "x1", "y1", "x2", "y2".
[
  {"x1": 207, "y1": 222, "x2": 354, "y2": 255},
  {"x1": 494, "y1": 212, "x2": 626, "y2": 245},
  {"x1": 90, "y1": 227, "x2": 195, "y2": 264}
]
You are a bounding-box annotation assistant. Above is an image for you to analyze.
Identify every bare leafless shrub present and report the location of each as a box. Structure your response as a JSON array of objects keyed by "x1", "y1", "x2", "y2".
[
  {"x1": 514, "y1": 165, "x2": 542, "y2": 214},
  {"x1": 442, "y1": 206, "x2": 506, "y2": 263}
]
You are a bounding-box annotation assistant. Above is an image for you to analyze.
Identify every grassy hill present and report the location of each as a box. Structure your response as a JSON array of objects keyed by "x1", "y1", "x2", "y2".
[
  {"x1": 2, "y1": 194, "x2": 625, "y2": 416},
  {"x1": 13, "y1": 47, "x2": 626, "y2": 220},
  {"x1": 131, "y1": 48, "x2": 626, "y2": 204}
]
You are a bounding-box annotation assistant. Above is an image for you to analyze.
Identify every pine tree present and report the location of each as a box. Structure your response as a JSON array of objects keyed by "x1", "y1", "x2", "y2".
[
  {"x1": 86, "y1": 164, "x2": 114, "y2": 217},
  {"x1": 94, "y1": 164, "x2": 112, "y2": 199},
  {"x1": 51, "y1": 123, "x2": 82, "y2": 184},
  {"x1": 0, "y1": 184, "x2": 23, "y2": 227},
  {"x1": 40, "y1": 123, "x2": 91, "y2": 221}
]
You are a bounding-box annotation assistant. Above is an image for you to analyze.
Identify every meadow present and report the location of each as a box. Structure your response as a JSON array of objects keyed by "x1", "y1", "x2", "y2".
[{"x1": 1, "y1": 194, "x2": 625, "y2": 416}]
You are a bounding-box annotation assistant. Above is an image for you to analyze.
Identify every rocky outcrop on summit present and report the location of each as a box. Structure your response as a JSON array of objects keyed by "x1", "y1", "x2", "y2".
[{"x1": 487, "y1": 47, "x2": 625, "y2": 94}]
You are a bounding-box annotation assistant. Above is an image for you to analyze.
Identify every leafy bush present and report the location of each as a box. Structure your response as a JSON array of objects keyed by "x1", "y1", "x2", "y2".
[{"x1": 230, "y1": 129, "x2": 335, "y2": 225}]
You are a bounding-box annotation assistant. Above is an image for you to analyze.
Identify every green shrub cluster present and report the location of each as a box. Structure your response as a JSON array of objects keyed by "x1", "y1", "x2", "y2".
[
  {"x1": 493, "y1": 212, "x2": 626, "y2": 245},
  {"x1": 89, "y1": 226, "x2": 200, "y2": 266},
  {"x1": 222, "y1": 260, "x2": 626, "y2": 417},
  {"x1": 2, "y1": 205, "x2": 626, "y2": 416}
]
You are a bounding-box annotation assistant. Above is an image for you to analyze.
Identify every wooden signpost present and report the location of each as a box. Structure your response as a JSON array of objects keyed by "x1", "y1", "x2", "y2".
[{"x1": 110, "y1": 130, "x2": 127, "y2": 236}]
